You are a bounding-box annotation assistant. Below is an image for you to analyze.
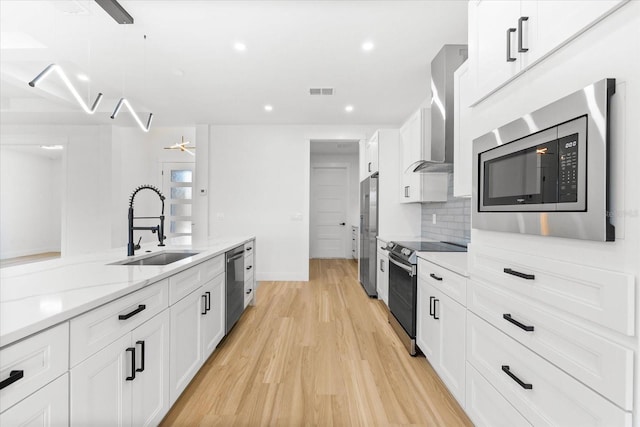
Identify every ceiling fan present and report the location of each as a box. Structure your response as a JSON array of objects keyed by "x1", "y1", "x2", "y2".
[{"x1": 164, "y1": 136, "x2": 195, "y2": 156}]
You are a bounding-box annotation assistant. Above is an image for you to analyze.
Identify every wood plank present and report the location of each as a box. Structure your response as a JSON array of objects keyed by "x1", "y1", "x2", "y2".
[{"x1": 161, "y1": 259, "x2": 472, "y2": 426}]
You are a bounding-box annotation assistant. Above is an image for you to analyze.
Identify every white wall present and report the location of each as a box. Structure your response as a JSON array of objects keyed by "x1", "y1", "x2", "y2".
[
  {"x1": 207, "y1": 125, "x2": 383, "y2": 281},
  {"x1": 0, "y1": 147, "x2": 62, "y2": 259}
]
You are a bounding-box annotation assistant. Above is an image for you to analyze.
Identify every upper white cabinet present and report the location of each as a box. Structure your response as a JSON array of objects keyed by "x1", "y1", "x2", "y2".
[
  {"x1": 468, "y1": 0, "x2": 627, "y2": 104},
  {"x1": 360, "y1": 132, "x2": 379, "y2": 181},
  {"x1": 398, "y1": 108, "x2": 447, "y2": 203},
  {"x1": 453, "y1": 61, "x2": 472, "y2": 198}
]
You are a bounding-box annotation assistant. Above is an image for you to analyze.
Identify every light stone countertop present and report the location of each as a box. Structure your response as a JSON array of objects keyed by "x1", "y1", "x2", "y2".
[
  {"x1": 416, "y1": 251, "x2": 469, "y2": 277},
  {"x1": 0, "y1": 236, "x2": 254, "y2": 348}
]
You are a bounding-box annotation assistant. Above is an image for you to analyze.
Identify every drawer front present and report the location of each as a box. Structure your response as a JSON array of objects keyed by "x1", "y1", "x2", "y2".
[
  {"x1": 70, "y1": 280, "x2": 168, "y2": 367},
  {"x1": 169, "y1": 264, "x2": 203, "y2": 305},
  {"x1": 418, "y1": 258, "x2": 467, "y2": 305},
  {"x1": 0, "y1": 372, "x2": 68, "y2": 425},
  {"x1": 200, "y1": 255, "x2": 225, "y2": 284},
  {"x1": 0, "y1": 323, "x2": 69, "y2": 413},
  {"x1": 469, "y1": 244, "x2": 634, "y2": 335},
  {"x1": 244, "y1": 241, "x2": 254, "y2": 256},
  {"x1": 244, "y1": 275, "x2": 255, "y2": 308},
  {"x1": 467, "y1": 313, "x2": 631, "y2": 427},
  {"x1": 468, "y1": 279, "x2": 633, "y2": 410},
  {"x1": 466, "y1": 362, "x2": 531, "y2": 427},
  {"x1": 244, "y1": 255, "x2": 254, "y2": 276}
]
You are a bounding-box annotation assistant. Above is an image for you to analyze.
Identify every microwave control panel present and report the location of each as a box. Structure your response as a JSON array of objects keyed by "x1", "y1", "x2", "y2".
[{"x1": 558, "y1": 133, "x2": 579, "y2": 203}]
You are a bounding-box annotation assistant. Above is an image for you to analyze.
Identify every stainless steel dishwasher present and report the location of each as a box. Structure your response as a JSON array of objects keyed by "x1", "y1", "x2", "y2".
[{"x1": 225, "y1": 245, "x2": 245, "y2": 333}]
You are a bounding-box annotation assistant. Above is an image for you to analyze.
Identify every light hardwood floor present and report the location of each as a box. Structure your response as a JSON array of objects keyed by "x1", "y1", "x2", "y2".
[{"x1": 161, "y1": 259, "x2": 472, "y2": 426}]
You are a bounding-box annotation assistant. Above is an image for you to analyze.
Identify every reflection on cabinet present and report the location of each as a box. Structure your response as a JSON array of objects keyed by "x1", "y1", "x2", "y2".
[
  {"x1": 468, "y1": 0, "x2": 627, "y2": 104},
  {"x1": 0, "y1": 373, "x2": 69, "y2": 427},
  {"x1": 453, "y1": 60, "x2": 472, "y2": 198},
  {"x1": 70, "y1": 310, "x2": 170, "y2": 427}
]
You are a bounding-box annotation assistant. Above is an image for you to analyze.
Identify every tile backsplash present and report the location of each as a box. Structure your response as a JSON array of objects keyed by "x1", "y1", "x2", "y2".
[{"x1": 421, "y1": 173, "x2": 471, "y2": 245}]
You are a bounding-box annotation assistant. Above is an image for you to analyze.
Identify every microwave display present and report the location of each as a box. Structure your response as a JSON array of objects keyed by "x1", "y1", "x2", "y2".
[{"x1": 483, "y1": 133, "x2": 579, "y2": 207}]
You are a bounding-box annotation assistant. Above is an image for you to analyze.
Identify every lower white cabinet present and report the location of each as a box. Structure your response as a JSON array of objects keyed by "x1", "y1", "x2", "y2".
[
  {"x1": 70, "y1": 310, "x2": 170, "y2": 427},
  {"x1": 376, "y1": 246, "x2": 389, "y2": 306},
  {"x1": 0, "y1": 373, "x2": 69, "y2": 427},
  {"x1": 416, "y1": 279, "x2": 466, "y2": 406},
  {"x1": 202, "y1": 274, "x2": 226, "y2": 359}
]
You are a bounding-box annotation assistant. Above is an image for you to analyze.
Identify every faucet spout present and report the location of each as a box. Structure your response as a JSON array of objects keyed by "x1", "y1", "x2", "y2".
[{"x1": 127, "y1": 185, "x2": 166, "y2": 256}]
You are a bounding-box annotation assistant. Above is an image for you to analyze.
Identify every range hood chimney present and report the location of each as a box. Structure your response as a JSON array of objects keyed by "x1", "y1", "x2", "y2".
[{"x1": 413, "y1": 44, "x2": 468, "y2": 173}]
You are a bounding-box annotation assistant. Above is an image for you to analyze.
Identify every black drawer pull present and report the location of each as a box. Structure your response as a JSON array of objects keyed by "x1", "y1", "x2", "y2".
[
  {"x1": 433, "y1": 299, "x2": 440, "y2": 320},
  {"x1": 0, "y1": 370, "x2": 24, "y2": 390},
  {"x1": 518, "y1": 16, "x2": 529, "y2": 52},
  {"x1": 201, "y1": 295, "x2": 208, "y2": 315},
  {"x1": 126, "y1": 347, "x2": 136, "y2": 381},
  {"x1": 429, "y1": 273, "x2": 443, "y2": 281},
  {"x1": 502, "y1": 365, "x2": 532, "y2": 389},
  {"x1": 205, "y1": 291, "x2": 211, "y2": 311},
  {"x1": 503, "y1": 268, "x2": 535, "y2": 280},
  {"x1": 136, "y1": 340, "x2": 145, "y2": 373},
  {"x1": 119, "y1": 304, "x2": 146, "y2": 320},
  {"x1": 246, "y1": 247, "x2": 252, "y2": 251},
  {"x1": 503, "y1": 313, "x2": 534, "y2": 332},
  {"x1": 246, "y1": 265, "x2": 253, "y2": 270},
  {"x1": 506, "y1": 28, "x2": 517, "y2": 62},
  {"x1": 429, "y1": 296, "x2": 435, "y2": 316},
  {"x1": 246, "y1": 288, "x2": 252, "y2": 295}
]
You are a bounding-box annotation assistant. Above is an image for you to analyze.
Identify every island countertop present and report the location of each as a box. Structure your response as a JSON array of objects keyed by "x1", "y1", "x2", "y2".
[{"x1": 0, "y1": 236, "x2": 254, "y2": 348}]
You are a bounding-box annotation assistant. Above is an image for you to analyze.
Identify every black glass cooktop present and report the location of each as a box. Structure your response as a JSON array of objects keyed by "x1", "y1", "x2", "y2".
[{"x1": 393, "y1": 241, "x2": 468, "y2": 252}]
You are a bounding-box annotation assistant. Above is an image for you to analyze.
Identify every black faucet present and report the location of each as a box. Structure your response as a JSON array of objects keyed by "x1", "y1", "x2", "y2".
[{"x1": 128, "y1": 185, "x2": 166, "y2": 256}]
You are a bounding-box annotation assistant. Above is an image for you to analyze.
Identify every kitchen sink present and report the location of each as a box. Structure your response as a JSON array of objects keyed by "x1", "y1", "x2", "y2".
[{"x1": 111, "y1": 251, "x2": 200, "y2": 266}]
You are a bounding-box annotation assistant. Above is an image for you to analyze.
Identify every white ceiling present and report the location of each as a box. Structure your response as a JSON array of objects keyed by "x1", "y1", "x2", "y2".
[{"x1": 0, "y1": 0, "x2": 468, "y2": 128}]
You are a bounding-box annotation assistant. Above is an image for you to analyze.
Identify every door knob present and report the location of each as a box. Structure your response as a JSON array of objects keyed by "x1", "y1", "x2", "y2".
[{"x1": 339, "y1": 222, "x2": 346, "y2": 226}]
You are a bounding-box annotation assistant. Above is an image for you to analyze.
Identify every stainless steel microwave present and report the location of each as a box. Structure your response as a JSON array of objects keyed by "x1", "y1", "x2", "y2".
[{"x1": 472, "y1": 79, "x2": 616, "y2": 242}]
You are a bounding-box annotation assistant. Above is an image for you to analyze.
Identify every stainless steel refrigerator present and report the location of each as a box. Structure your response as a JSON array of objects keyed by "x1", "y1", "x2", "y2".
[{"x1": 359, "y1": 174, "x2": 378, "y2": 297}]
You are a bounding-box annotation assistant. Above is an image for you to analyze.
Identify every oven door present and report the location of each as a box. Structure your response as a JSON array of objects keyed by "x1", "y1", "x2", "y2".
[{"x1": 387, "y1": 253, "x2": 417, "y2": 338}]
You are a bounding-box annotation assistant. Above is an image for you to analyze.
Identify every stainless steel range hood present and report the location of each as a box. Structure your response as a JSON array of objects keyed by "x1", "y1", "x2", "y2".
[{"x1": 413, "y1": 44, "x2": 468, "y2": 173}]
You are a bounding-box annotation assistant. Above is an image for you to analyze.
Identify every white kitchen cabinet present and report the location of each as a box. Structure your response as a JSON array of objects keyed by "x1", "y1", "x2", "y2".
[
  {"x1": 0, "y1": 373, "x2": 69, "y2": 427},
  {"x1": 468, "y1": 0, "x2": 627, "y2": 104},
  {"x1": 376, "y1": 242, "x2": 389, "y2": 307},
  {"x1": 416, "y1": 279, "x2": 466, "y2": 407},
  {"x1": 351, "y1": 226, "x2": 358, "y2": 260},
  {"x1": 169, "y1": 289, "x2": 203, "y2": 405},
  {"x1": 359, "y1": 132, "x2": 380, "y2": 181},
  {"x1": 453, "y1": 60, "x2": 472, "y2": 198},
  {"x1": 399, "y1": 108, "x2": 447, "y2": 203},
  {"x1": 70, "y1": 311, "x2": 170, "y2": 427},
  {"x1": 202, "y1": 274, "x2": 226, "y2": 359}
]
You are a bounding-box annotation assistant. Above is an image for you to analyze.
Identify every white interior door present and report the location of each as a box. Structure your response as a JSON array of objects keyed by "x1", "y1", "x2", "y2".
[
  {"x1": 161, "y1": 162, "x2": 195, "y2": 244},
  {"x1": 310, "y1": 165, "x2": 349, "y2": 259}
]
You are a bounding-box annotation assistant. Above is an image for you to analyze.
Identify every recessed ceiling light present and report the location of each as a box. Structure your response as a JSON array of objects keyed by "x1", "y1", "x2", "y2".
[
  {"x1": 40, "y1": 145, "x2": 64, "y2": 150},
  {"x1": 345, "y1": 105, "x2": 354, "y2": 112},
  {"x1": 77, "y1": 74, "x2": 89, "y2": 82},
  {"x1": 362, "y1": 41, "x2": 374, "y2": 52},
  {"x1": 264, "y1": 105, "x2": 273, "y2": 112},
  {"x1": 234, "y1": 42, "x2": 247, "y2": 52}
]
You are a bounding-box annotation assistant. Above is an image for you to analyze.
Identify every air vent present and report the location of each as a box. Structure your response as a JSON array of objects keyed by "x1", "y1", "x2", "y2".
[{"x1": 309, "y1": 88, "x2": 334, "y2": 96}]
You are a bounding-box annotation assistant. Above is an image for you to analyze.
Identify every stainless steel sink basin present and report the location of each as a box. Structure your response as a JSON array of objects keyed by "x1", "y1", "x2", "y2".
[{"x1": 111, "y1": 251, "x2": 200, "y2": 266}]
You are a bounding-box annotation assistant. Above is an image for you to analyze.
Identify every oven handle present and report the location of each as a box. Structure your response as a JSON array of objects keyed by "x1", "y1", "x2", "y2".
[{"x1": 388, "y1": 254, "x2": 415, "y2": 277}]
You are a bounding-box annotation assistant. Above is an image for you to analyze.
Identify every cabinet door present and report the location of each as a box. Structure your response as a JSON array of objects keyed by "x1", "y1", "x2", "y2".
[
  {"x1": 376, "y1": 251, "x2": 389, "y2": 306},
  {"x1": 0, "y1": 373, "x2": 69, "y2": 427},
  {"x1": 359, "y1": 139, "x2": 369, "y2": 181},
  {"x1": 70, "y1": 334, "x2": 132, "y2": 427},
  {"x1": 367, "y1": 132, "x2": 379, "y2": 175},
  {"x1": 131, "y1": 310, "x2": 170, "y2": 427},
  {"x1": 202, "y1": 273, "x2": 226, "y2": 359},
  {"x1": 434, "y1": 291, "x2": 466, "y2": 407},
  {"x1": 468, "y1": 0, "x2": 522, "y2": 102},
  {"x1": 453, "y1": 61, "x2": 472, "y2": 198},
  {"x1": 169, "y1": 289, "x2": 203, "y2": 405},
  {"x1": 416, "y1": 280, "x2": 439, "y2": 364}
]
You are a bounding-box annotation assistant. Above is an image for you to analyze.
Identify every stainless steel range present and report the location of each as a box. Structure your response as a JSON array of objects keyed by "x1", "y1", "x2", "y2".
[{"x1": 387, "y1": 241, "x2": 467, "y2": 355}]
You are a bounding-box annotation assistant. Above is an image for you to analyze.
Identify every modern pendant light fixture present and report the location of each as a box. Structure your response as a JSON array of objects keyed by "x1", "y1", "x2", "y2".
[{"x1": 28, "y1": 64, "x2": 103, "y2": 114}]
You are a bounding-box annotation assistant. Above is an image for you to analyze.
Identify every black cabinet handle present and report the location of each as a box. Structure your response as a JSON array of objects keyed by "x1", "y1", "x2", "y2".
[
  {"x1": 429, "y1": 296, "x2": 435, "y2": 317},
  {"x1": 503, "y1": 313, "x2": 534, "y2": 332},
  {"x1": 518, "y1": 16, "x2": 529, "y2": 52},
  {"x1": 502, "y1": 365, "x2": 533, "y2": 389},
  {"x1": 430, "y1": 273, "x2": 443, "y2": 281},
  {"x1": 506, "y1": 28, "x2": 517, "y2": 62},
  {"x1": 205, "y1": 291, "x2": 211, "y2": 311},
  {"x1": 202, "y1": 295, "x2": 208, "y2": 315},
  {"x1": 126, "y1": 347, "x2": 136, "y2": 381},
  {"x1": 246, "y1": 265, "x2": 253, "y2": 271},
  {"x1": 119, "y1": 304, "x2": 146, "y2": 320},
  {"x1": 0, "y1": 370, "x2": 24, "y2": 390},
  {"x1": 368, "y1": 162, "x2": 372, "y2": 172},
  {"x1": 433, "y1": 299, "x2": 440, "y2": 320},
  {"x1": 246, "y1": 247, "x2": 252, "y2": 251},
  {"x1": 136, "y1": 340, "x2": 145, "y2": 373},
  {"x1": 339, "y1": 222, "x2": 346, "y2": 226},
  {"x1": 246, "y1": 288, "x2": 252, "y2": 295},
  {"x1": 504, "y1": 268, "x2": 535, "y2": 280}
]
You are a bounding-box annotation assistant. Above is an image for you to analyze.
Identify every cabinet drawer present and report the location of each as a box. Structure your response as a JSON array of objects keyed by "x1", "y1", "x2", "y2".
[
  {"x1": 468, "y1": 279, "x2": 633, "y2": 410},
  {"x1": 418, "y1": 258, "x2": 467, "y2": 305},
  {"x1": 0, "y1": 372, "x2": 68, "y2": 425},
  {"x1": 244, "y1": 255, "x2": 254, "y2": 276},
  {"x1": 469, "y1": 244, "x2": 634, "y2": 335},
  {"x1": 244, "y1": 241, "x2": 254, "y2": 256},
  {"x1": 467, "y1": 313, "x2": 631, "y2": 427},
  {"x1": 466, "y1": 362, "x2": 531, "y2": 427},
  {"x1": 170, "y1": 264, "x2": 203, "y2": 305},
  {"x1": 70, "y1": 280, "x2": 168, "y2": 367},
  {"x1": 200, "y1": 255, "x2": 225, "y2": 284},
  {"x1": 0, "y1": 323, "x2": 69, "y2": 413}
]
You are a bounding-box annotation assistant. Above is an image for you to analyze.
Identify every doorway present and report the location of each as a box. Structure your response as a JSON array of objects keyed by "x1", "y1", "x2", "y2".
[{"x1": 161, "y1": 162, "x2": 195, "y2": 244}]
